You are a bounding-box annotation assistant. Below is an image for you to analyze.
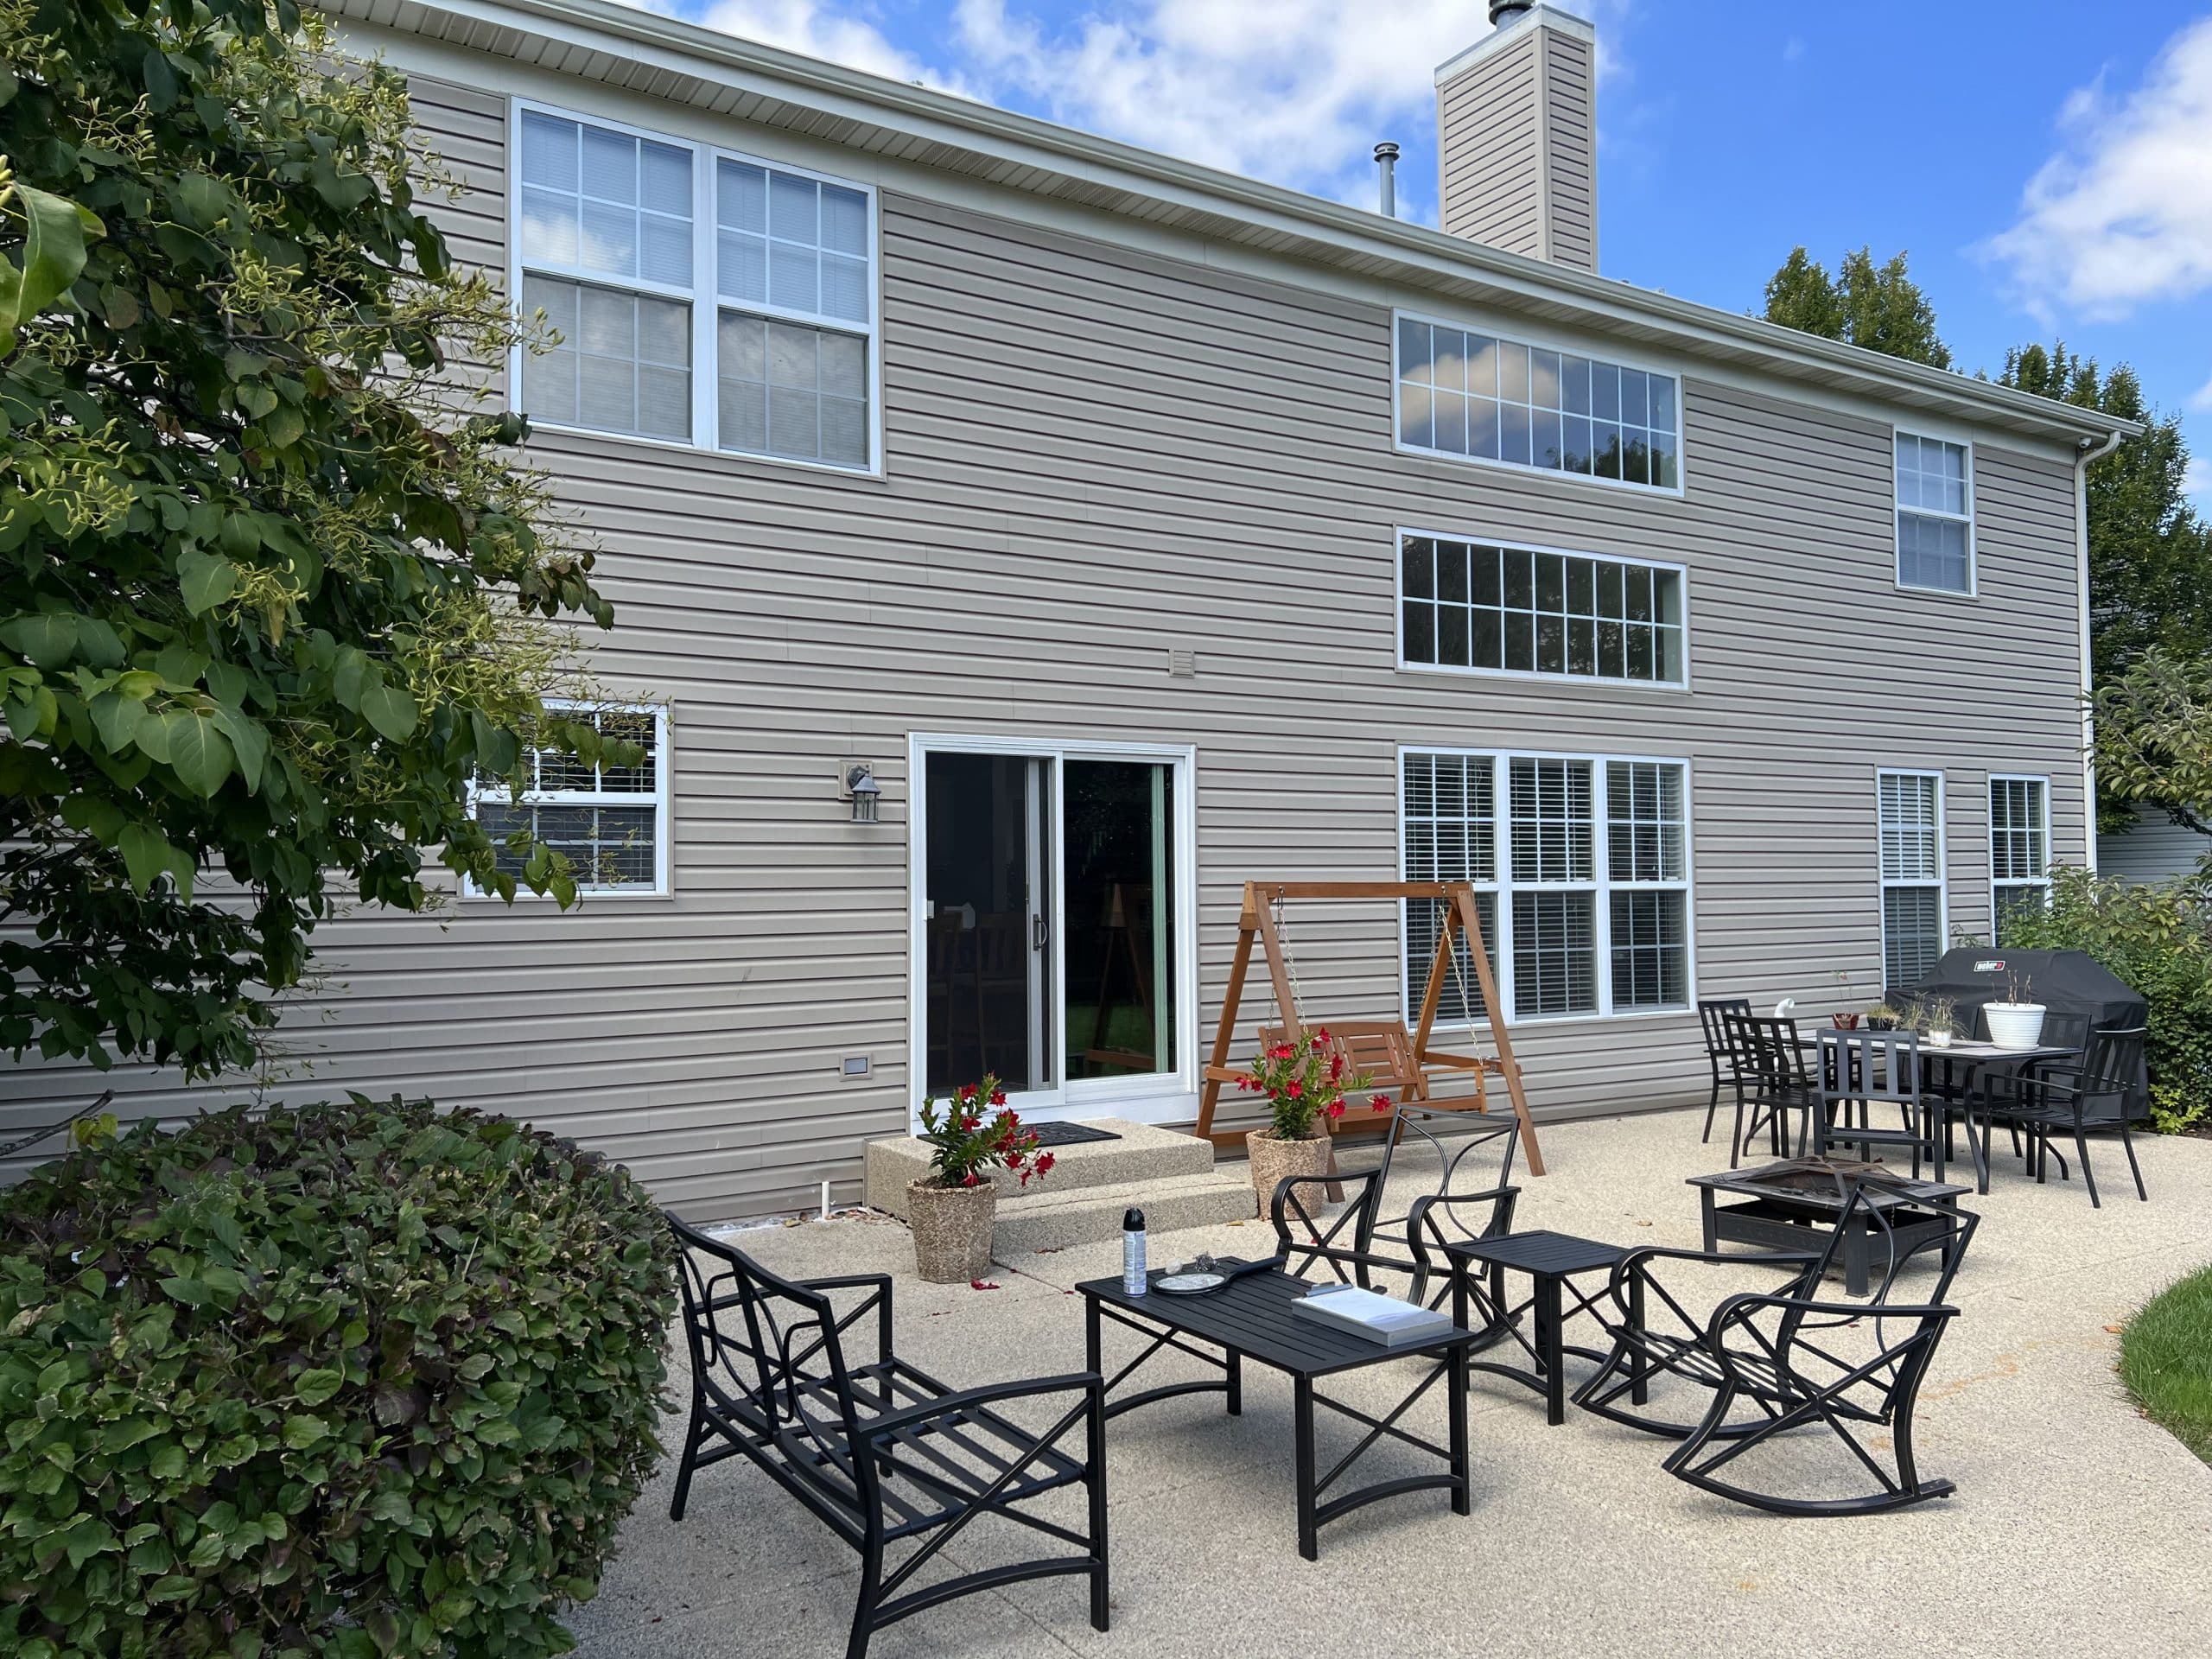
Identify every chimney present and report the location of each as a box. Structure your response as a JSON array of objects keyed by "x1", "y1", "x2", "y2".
[
  {"x1": 1434, "y1": 2, "x2": 1598, "y2": 271},
  {"x1": 1373, "y1": 142, "x2": 1401, "y2": 217}
]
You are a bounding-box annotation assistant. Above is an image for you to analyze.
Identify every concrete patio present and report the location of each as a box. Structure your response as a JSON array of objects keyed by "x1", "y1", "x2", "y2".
[{"x1": 572, "y1": 1110, "x2": 2212, "y2": 1659}]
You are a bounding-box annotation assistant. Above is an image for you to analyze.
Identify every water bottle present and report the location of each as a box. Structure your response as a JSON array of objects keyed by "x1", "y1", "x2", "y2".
[{"x1": 1122, "y1": 1207, "x2": 1147, "y2": 1295}]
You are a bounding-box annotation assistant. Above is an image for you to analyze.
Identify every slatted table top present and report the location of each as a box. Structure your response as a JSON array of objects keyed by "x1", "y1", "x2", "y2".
[
  {"x1": 1076, "y1": 1267, "x2": 1474, "y2": 1380},
  {"x1": 1438, "y1": 1228, "x2": 1631, "y2": 1278}
]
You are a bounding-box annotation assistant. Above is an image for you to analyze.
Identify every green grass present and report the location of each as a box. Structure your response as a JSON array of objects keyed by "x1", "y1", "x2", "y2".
[{"x1": 2121, "y1": 1265, "x2": 2212, "y2": 1465}]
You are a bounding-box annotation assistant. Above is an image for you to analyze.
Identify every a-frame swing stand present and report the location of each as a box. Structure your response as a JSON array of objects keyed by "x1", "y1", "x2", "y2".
[{"x1": 1192, "y1": 880, "x2": 1547, "y2": 1177}]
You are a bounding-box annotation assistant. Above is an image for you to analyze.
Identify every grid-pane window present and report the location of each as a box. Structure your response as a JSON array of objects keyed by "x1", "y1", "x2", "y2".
[
  {"x1": 1397, "y1": 318, "x2": 1680, "y2": 490},
  {"x1": 1402, "y1": 752, "x2": 1692, "y2": 1023},
  {"x1": 1991, "y1": 777, "x2": 2050, "y2": 942},
  {"x1": 1896, "y1": 433, "x2": 1973, "y2": 593},
  {"x1": 1401, "y1": 535, "x2": 1684, "y2": 683},
  {"x1": 473, "y1": 706, "x2": 668, "y2": 894},
  {"x1": 715, "y1": 157, "x2": 873, "y2": 469},
  {"x1": 518, "y1": 113, "x2": 694, "y2": 442},
  {"x1": 1878, "y1": 771, "x2": 1944, "y2": 987}
]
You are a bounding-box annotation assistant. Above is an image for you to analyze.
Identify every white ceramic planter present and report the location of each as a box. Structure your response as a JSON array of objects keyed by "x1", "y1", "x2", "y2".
[{"x1": 1983, "y1": 1002, "x2": 2047, "y2": 1048}]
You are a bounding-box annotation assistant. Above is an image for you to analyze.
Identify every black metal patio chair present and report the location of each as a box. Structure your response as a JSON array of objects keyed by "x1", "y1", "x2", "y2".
[
  {"x1": 1574, "y1": 1173, "x2": 1978, "y2": 1516},
  {"x1": 1815, "y1": 1027, "x2": 1955, "y2": 1180},
  {"x1": 1986, "y1": 1026, "x2": 2151, "y2": 1207},
  {"x1": 1697, "y1": 996, "x2": 1753, "y2": 1145},
  {"x1": 667, "y1": 1217, "x2": 1109, "y2": 1658},
  {"x1": 1723, "y1": 1008, "x2": 1819, "y2": 1167}
]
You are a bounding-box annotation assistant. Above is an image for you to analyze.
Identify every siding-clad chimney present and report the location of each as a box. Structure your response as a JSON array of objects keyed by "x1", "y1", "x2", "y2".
[{"x1": 1434, "y1": 3, "x2": 1598, "y2": 271}]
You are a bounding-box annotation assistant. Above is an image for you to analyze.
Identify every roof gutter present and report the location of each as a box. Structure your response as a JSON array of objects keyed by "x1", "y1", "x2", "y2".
[
  {"x1": 2075, "y1": 426, "x2": 2128, "y2": 874},
  {"x1": 340, "y1": 0, "x2": 2139, "y2": 451}
]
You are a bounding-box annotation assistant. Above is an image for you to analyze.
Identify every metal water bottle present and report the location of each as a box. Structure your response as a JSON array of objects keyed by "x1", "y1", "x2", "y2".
[{"x1": 1122, "y1": 1207, "x2": 1147, "y2": 1295}]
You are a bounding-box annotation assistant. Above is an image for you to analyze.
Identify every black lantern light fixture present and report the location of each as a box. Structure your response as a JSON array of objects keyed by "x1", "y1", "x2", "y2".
[{"x1": 846, "y1": 763, "x2": 881, "y2": 823}]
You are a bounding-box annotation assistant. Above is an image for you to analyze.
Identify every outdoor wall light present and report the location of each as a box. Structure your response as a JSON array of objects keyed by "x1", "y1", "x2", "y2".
[{"x1": 846, "y1": 763, "x2": 881, "y2": 823}]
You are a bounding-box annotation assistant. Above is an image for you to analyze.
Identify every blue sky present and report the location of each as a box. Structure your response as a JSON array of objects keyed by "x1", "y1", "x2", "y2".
[{"x1": 646, "y1": 1, "x2": 2212, "y2": 500}]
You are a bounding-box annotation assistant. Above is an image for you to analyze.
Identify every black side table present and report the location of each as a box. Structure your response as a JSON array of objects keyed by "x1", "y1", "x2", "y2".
[{"x1": 1442, "y1": 1230, "x2": 1645, "y2": 1426}]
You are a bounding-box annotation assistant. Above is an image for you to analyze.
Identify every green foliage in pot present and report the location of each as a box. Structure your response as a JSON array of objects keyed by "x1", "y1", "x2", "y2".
[
  {"x1": 2001, "y1": 866, "x2": 2212, "y2": 1132},
  {"x1": 0, "y1": 1096, "x2": 676, "y2": 1657}
]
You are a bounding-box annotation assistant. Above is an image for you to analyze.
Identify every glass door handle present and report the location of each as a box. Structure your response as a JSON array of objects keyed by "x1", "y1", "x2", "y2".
[{"x1": 1033, "y1": 913, "x2": 1048, "y2": 951}]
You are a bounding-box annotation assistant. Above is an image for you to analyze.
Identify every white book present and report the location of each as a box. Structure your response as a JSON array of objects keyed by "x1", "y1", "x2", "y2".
[{"x1": 1288, "y1": 1283, "x2": 1457, "y2": 1348}]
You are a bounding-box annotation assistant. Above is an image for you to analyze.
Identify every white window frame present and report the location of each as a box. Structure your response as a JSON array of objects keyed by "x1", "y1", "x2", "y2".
[
  {"x1": 1395, "y1": 747, "x2": 1697, "y2": 1027},
  {"x1": 1390, "y1": 307, "x2": 1689, "y2": 499},
  {"x1": 1892, "y1": 426, "x2": 1977, "y2": 597},
  {"x1": 1876, "y1": 767, "x2": 1947, "y2": 985},
  {"x1": 465, "y1": 701, "x2": 672, "y2": 899},
  {"x1": 507, "y1": 99, "x2": 884, "y2": 477},
  {"x1": 1989, "y1": 772, "x2": 2051, "y2": 938},
  {"x1": 905, "y1": 732, "x2": 1199, "y2": 1128},
  {"x1": 1394, "y1": 526, "x2": 1691, "y2": 690}
]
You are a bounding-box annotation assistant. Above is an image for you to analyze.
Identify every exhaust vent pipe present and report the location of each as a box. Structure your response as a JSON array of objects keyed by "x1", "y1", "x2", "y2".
[{"x1": 1373, "y1": 142, "x2": 1400, "y2": 218}]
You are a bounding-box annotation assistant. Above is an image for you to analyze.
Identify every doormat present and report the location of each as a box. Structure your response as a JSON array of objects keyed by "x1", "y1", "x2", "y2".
[{"x1": 1027, "y1": 1122, "x2": 1122, "y2": 1149}]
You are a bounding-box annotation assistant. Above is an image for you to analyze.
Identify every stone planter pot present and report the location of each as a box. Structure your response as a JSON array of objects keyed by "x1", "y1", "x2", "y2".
[
  {"x1": 906, "y1": 1179, "x2": 997, "y2": 1283},
  {"x1": 1245, "y1": 1127, "x2": 1332, "y2": 1214},
  {"x1": 1983, "y1": 1002, "x2": 2047, "y2": 1048}
]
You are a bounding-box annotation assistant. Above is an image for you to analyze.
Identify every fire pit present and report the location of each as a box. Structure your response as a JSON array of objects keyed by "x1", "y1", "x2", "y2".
[{"x1": 1686, "y1": 1157, "x2": 1970, "y2": 1295}]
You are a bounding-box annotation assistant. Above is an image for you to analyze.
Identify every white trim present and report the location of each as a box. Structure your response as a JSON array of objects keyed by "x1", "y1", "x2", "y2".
[
  {"x1": 465, "y1": 700, "x2": 672, "y2": 899},
  {"x1": 904, "y1": 731, "x2": 1199, "y2": 1129},
  {"x1": 1891, "y1": 426, "x2": 1978, "y2": 598},
  {"x1": 1393, "y1": 525, "x2": 1691, "y2": 690},
  {"x1": 1391, "y1": 307, "x2": 1688, "y2": 499},
  {"x1": 508, "y1": 95, "x2": 885, "y2": 476},
  {"x1": 1875, "y1": 767, "x2": 1947, "y2": 985},
  {"x1": 1394, "y1": 745, "x2": 1698, "y2": 1028},
  {"x1": 1988, "y1": 772, "x2": 2053, "y2": 939}
]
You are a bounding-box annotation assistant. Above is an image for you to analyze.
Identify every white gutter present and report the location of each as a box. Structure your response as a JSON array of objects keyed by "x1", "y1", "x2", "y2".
[{"x1": 2076, "y1": 427, "x2": 2127, "y2": 874}]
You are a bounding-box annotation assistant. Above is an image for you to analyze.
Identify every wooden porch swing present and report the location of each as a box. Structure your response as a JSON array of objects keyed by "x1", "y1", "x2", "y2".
[{"x1": 1193, "y1": 880, "x2": 1547, "y2": 1177}]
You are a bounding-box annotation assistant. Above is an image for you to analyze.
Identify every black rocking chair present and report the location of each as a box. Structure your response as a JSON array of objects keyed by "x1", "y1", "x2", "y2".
[
  {"x1": 1576, "y1": 1173, "x2": 1979, "y2": 1516},
  {"x1": 667, "y1": 1217, "x2": 1109, "y2": 1657}
]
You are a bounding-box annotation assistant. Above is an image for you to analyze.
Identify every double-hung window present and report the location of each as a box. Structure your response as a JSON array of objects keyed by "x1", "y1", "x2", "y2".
[
  {"x1": 470, "y1": 704, "x2": 671, "y2": 895},
  {"x1": 512, "y1": 105, "x2": 880, "y2": 471},
  {"x1": 1402, "y1": 751, "x2": 1691, "y2": 1023},
  {"x1": 1400, "y1": 533, "x2": 1685, "y2": 684},
  {"x1": 1396, "y1": 315, "x2": 1681, "y2": 490},
  {"x1": 1878, "y1": 770, "x2": 1945, "y2": 986},
  {"x1": 1895, "y1": 432, "x2": 1974, "y2": 593},
  {"x1": 1989, "y1": 776, "x2": 2050, "y2": 941},
  {"x1": 518, "y1": 111, "x2": 696, "y2": 442}
]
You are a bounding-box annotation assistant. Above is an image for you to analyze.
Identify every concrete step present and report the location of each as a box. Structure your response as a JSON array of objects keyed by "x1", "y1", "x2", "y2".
[
  {"x1": 991, "y1": 1169, "x2": 1259, "y2": 1256},
  {"x1": 863, "y1": 1116, "x2": 1217, "y2": 1216}
]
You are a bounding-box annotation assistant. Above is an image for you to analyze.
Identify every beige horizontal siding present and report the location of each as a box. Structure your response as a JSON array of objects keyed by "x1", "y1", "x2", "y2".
[{"x1": 0, "y1": 69, "x2": 2090, "y2": 1223}]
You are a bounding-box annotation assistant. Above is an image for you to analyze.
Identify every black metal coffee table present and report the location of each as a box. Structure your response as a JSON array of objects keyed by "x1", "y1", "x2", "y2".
[
  {"x1": 1688, "y1": 1159, "x2": 1969, "y2": 1295},
  {"x1": 1439, "y1": 1230, "x2": 1645, "y2": 1426},
  {"x1": 1078, "y1": 1266, "x2": 1474, "y2": 1560}
]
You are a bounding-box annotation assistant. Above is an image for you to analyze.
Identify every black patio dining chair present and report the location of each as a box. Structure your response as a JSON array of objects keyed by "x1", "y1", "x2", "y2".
[
  {"x1": 1815, "y1": 1027, "x2": 1952, "y2": 1180},
  {"x1": 666, "y1": 1217, "x2": 1109, "y2": 1658},
  {"x1": 1575, "y1": 1173, "x2": 1980, "y2": 1516},
  {"x1": 1722, "y1": 1008, "x2": 1820, "y2": 1167},
  {"x1": 1986, "y1": 1026, "x2": 2151, "y2": 1207},
  {"x1": 1697, "y1": 997, "x2": 1753, "y2": 1146}
]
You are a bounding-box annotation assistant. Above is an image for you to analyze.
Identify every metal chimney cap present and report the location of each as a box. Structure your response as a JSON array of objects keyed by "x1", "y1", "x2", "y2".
[
  {"x1": 1488, "y1": 0, "x2": 1535, "y2": 22},
  {"x1": 1372, "y1": 141, "x2": 1401, "y2": 162}
]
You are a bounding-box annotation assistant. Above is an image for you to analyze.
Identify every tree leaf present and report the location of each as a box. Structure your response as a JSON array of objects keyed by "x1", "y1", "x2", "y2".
[
  {"x1": 177, "y1": 550, "x2": 238, "y2": 616},
  {"x1": 0, "y1": 613, "x2": 76, "y2": 669},
  {"x1": 332, "y1": 646, "x2": 370, "y2": 711},
  {"x1": 209, "y1": 704, "x2": 268, "y2": 792},
  {"x1": 163, "y1": 710, "x2": 234, "y2": 797},
  {"x1": 0, "y1": 181, "x2": 99, "y2": 340},
  {"x1": 118, "y1": 824, "x2": 171, "y2": 894},
  {"x1": 359, "y1": 683, "x2": 417, "y2": 741},
  {"x1": 293, "y1": 1368, "x2": 345, "y2": 1408}
]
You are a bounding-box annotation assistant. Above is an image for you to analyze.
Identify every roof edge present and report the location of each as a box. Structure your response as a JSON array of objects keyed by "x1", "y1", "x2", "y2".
[{"x1": 336, "y1": 0, "x2": 2142, "y2": 448}]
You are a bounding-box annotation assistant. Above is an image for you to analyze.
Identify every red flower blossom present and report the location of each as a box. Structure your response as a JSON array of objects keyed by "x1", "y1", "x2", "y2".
[
  {"x1": 957, "y1": 1083, "x2": 978, "y2": 1103},
  {"x1": 1007, "y1": 1150, "x2": 1026, "y2": 1168},
  {"x1": 1286, "y1": 1080, "x2": 1302, "y2": 1098},
  {"x1": 961, "y1": 1172, "x2": 982, "y2": 1187},
  {"x1": 1329, "y1": 1052, "x2": 1345, "y2": 1081},
  {"x1": 990, "y1": 1089, "x2": 1008, "y2": 1107},
  {"x1": 1035, "y1": 1153, "x2": 1057, "y2": 1174},
  {"x1": 1325, "y1": 1100, "x2": 1345, "y2": 1120},
  {"x1": 1370, "y1": 1092, "x2": 1390, "y2": 1113},
  {"x1": 1313, "y1": 1027, "x2": 1331, "y2": 1044}
]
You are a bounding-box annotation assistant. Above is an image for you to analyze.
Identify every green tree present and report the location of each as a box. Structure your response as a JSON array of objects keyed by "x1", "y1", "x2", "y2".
[
  {"x1": 1760, "y1": 245, "x2": 1953, "y2": 368},
  {"x1": 0, "y1": 0, "x2": 626, "y2": 1082}
]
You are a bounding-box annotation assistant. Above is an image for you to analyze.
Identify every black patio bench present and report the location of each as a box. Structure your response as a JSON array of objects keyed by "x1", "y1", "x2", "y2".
[{"x1": 666, "y1": 1216, "x2": 1109, "y2": 1658}]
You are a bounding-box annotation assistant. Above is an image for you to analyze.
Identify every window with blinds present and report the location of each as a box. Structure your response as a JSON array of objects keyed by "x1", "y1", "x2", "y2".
[
  {"x1": 470, "y1": 704, "x2": 671, "y2": 896},
  {"x1": 1878, "y1": 770, "x2": 1945, "y2": 987},
  {"x1": 1990, "y1": 776, "x2": 2050, "y2": 942},
  {"x1": 1402, "y1": 751, "x2": 1691, "y2": 1023}
]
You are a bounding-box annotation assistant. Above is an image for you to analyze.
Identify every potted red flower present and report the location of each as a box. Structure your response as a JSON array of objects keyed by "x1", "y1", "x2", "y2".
[
  {"x1": 1236, "y1": 1028, "x2": 1388, "y2": 1206},
  {"x1": 907, "y1": 1075, "x2": 1055, "y2": 1282}
]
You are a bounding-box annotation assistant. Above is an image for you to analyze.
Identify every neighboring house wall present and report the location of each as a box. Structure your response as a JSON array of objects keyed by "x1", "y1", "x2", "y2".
[
  {"x1": 0, "y1": 52, "x2": 2094, "y2": 1220},
  {"x1": 2099, "y1": 817, "x2": 2212, "y2": 885}
]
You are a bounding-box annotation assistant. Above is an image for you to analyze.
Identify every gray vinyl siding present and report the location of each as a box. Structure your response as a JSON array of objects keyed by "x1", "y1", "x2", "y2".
[
  {"x1": 2100, "y1": 817, "x2": 2212, "y2": 885},
  {"x1": 0, "y1": 69, "x2": 2092, "y2": 1221},
  {"x1": 1436, "y1": 24, "x2": 1597, "y2": 272}
]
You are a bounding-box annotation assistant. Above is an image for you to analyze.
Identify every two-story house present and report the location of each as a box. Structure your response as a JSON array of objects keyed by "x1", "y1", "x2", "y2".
[{"x1": 1, "y1": 0, "x2": 2138, "y2": 1220}]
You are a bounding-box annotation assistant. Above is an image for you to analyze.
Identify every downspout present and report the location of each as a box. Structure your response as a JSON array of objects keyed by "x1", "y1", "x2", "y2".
[{"x1": 2075, "y1": 426, "x2": 2126, "y2": 874}]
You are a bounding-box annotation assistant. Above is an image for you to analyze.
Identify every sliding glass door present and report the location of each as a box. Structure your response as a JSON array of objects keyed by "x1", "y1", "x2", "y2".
[{"x1": 917, "y1": 739, "x2": 1190, "y2": 1116}]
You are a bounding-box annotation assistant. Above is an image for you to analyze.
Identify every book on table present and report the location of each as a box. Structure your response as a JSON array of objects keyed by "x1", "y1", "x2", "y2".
[{"x1": 1288, "y1": 1283, "x2": 1457, "y2": 1348}]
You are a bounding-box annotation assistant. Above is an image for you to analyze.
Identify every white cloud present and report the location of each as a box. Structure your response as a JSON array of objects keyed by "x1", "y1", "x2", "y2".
[
  {"x1": 2187, "y1": 454, "x2": 2212, "y2": 499},
  {"x1": 2190, "y1": 371, "x2": 2212, "y2": 413},
  {"x1": 1983, "y1": 17, "x2": 2212, "y2": 321},
  {"x1": 631, "y1": 0, "x2": 969, "y2": 92}
]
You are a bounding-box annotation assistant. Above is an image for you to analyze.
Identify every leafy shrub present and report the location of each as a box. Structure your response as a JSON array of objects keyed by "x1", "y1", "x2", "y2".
[
  {"x1": 0, "y1": 1096, "x2": 676, "y2": 1657},
  {"x1": 2002, "y1": 865, "x2": 2212, "y2": 1132}
]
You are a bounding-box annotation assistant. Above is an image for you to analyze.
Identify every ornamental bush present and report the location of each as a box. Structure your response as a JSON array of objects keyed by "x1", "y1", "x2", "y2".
[
  {"x1": 2001, "y1": 864, "x2": 2212, "y2": 1133},
  {"x1": 0, "y1": 1096, "x2": 676, "y2": 1658}
]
